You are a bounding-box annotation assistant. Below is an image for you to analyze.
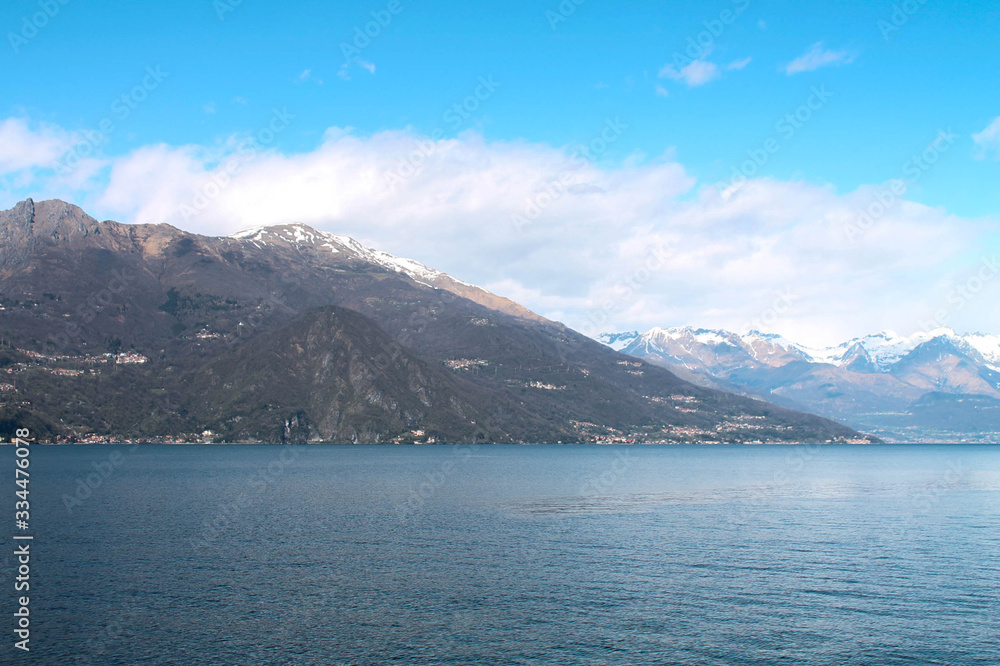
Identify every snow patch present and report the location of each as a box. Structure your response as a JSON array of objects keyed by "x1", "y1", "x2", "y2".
[
  {"x1": 595, "y1": 325, "x2": 998, "y2": 372},
  {"x1": 228, "y1": 223, "x2": 484, "y2": 291}
]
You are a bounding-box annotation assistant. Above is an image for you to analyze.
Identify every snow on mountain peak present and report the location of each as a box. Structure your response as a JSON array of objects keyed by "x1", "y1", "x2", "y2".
[
  {"x1": 597, "y1": 325, "x2": 1000, "y2": 372},
  {"x1": 645, "y1": 326, "x2": 739, "y2": 346},
  {"x1": 227, "y1": 223, "x2": 476, "y2": 290},
  {"x1": 835, "y1": 328, "x2": 959, "y2": 369},
  {"x1": 964, "y1": 333, "x2": 1000, "y2": 370},
  {"x1": 596, "y1": 331, "x2": 640, "y2": 351},
  {"x1": 229, "y1": 223, "x2": 333, "y2": 248}
]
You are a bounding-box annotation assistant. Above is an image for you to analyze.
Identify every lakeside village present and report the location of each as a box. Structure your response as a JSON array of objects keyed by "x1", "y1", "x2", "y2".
[
  {"x1": 2, "y1": 349, "x2": 871, "y2": 446},
  {"x1": 3, "y1": 347, "x2": 149, "y2": 379},
  {"x1": 1, "y1": 347, "x2": 153, "y2": 443}
]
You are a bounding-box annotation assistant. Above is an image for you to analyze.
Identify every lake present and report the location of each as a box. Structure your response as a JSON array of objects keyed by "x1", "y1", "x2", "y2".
[{"x1": 13, "y1": 444, "x2": 1000, "y2": 664}]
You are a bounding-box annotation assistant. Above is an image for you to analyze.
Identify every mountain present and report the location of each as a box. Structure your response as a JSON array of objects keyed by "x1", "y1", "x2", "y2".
[
  {"x1": 602, "y1": 325, "x2": 1000, "y2": 442},
  {"x1": 596, "y1": 331, "x2": 640, "y2": 351},
  {"x1": 0, "y1": 199, "x2": 872, "y2": 444},
  {"x1": 187, "y1": 306, "x2": 557, "y2": 444},
  {"x1": 226, "y1": 223, "x2": 547, "y2": 324}
]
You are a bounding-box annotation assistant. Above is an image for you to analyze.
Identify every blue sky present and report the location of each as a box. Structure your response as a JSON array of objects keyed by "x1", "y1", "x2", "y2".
[{"x1": 2, "y1": 0, "x2": 999, "y2": 343}]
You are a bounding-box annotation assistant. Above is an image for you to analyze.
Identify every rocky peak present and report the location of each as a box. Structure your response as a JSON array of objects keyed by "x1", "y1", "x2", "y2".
[
  {"x1": 0, "y1": 198, "x2": 36, "y2": 271},
  {"x1": 1, "y1": 198, "x2": 100, "y2": 240}
]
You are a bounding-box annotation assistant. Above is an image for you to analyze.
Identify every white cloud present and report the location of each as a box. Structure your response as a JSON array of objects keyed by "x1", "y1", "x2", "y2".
[
  {"x1": 203, "y1": 102, "x2": 217, "y2": 114},
  {"x1": 5, "y1": 115, "x2": 996, "y2": 347},
  {"x1": 726, "y1": 57, "x2": 752, "y2": 71},
  {"x1": 0, "y1": 117, "x2": 80, "y2": 174},
  {"x1": 659, "y1": 60, "x2": 720, "y2": 87},
  {"x1": 972, "y1": 116, "x2": 1000, "y2": 159},
  {"x1": 784, "y1": 42, "x2": 855, "y2": 74},
  {"x1": 96, "y1": 142, "x2": 218, "y2": 227},
  {"x1": 297, "y1": 69, "x2": 323, "y2": 85},
  {"x1": 654, "y1": 84, "x2": 670, "y2": 98},
  {"x1": 337, "y1": 60, "x2": 375, "y2": 81}
]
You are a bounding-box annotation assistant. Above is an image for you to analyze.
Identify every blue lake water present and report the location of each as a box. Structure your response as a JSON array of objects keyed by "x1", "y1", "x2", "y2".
[{"x1": 10, "y1": 444, "x2": 1000, "y2": 664}]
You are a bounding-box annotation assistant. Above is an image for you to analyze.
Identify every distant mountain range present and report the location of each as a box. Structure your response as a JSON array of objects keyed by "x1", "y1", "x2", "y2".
[
  {"x1": 597, "y1": 327, "x2": 1000, "y2": 442},
  {"x1": 0, "y1": 199, "x2": 869, "y2": 444}
]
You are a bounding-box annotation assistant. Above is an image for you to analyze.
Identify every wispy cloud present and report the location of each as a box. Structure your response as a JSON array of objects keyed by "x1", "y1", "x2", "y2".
[
  {"x1": 654, "y1": 84, "x2": 670, "y2": 98},
  {"x1": 785, "y1": 42, "x2": 855, "y2": 74},
  {"x1": 297, "y1": 68, "x2": 323, "y2": 85},
  {"x1": 203, "y1": 102, "x2": 217, "y2": 114},
  {"x1": 659, "y1": 59, "x2": 720, "y2": 87},
  {"x1": 726, "y1": 57, "x2": 752, "y2": 71},
  {"x1": 336, "y1": 60, "x2": 375, "y2": 81},
  {"x1": 972, "y1": 117, "x2": 1000, "y2": 159}
]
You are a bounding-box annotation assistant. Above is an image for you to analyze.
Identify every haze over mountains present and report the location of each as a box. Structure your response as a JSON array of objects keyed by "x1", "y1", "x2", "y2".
[
  {"x1": 599, "y1": 327, "x2": 1000, "y2": 442},
  {"x1": 0, "y1": 199, "x2": 869, "y2": 444}
]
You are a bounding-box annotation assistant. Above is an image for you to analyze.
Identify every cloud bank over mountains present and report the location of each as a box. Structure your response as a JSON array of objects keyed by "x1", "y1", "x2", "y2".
[{"x1": 1, "y1": 113, "x2": 997, "y2": 347}]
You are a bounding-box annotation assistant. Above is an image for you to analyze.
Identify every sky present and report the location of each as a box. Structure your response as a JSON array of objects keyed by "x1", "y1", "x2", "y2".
[{"x1": 1, "y1": 0, "x2": 999, "y2": 346}]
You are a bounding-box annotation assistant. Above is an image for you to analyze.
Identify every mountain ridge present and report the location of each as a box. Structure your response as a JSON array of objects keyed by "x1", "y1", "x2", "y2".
[
  {"x1": 0, "y1": 199, "x2": 871, "y2": 444},
  {"x1": 599, "y1": 325, "x2": 1000, "y2": 441}
]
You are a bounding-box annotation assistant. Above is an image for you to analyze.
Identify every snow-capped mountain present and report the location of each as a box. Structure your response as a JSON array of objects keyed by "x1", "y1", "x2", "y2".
[
  {"x1": 0, "y1": 198, "x2": 867, "y2": 445},
  {"x1": 965, "y1": 333, "x2": 1000, "y2": 368},
  {"x1": 595, "y1": 330, "x2": 640, "y2": 351},
  {"x1": 610, "y1": 326, "x2": 1000, "y2": 374},
  {"x1": 596, "y1": 326, "x2": 1000, "y2": 442},
  {"x1": 623, "y1": 327, "x2": 813, "y2": 371},
  {"x1": 228, "y1": 224, "x2": 547, "y2": 324},
  {"x1": 805, "y1": 328, "x2": 1000, "y2": 372},
  {"x1": 230, "y1": 224, "x2": 466, "y2": 289}
]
